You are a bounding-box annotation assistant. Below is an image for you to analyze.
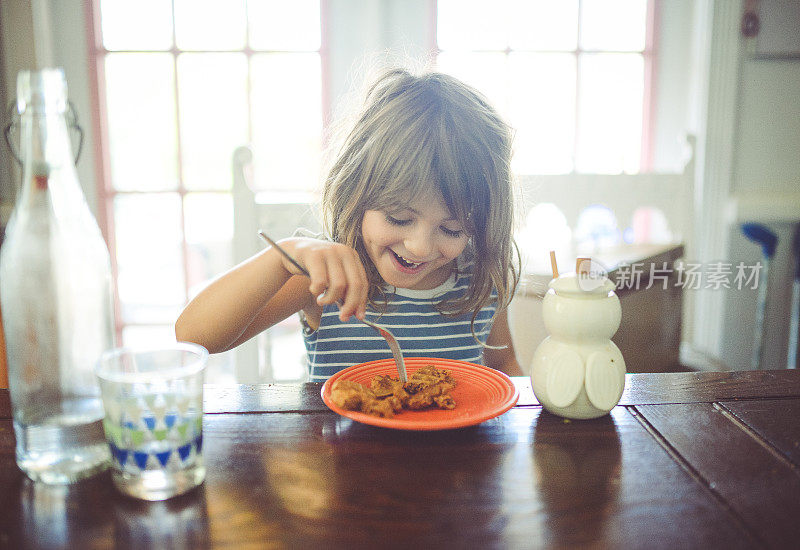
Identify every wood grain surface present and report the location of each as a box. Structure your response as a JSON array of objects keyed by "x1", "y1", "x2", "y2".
[
  {"x1": 1, "y1": 370, "x2": 799, "y2": 549},
  {"x1": 3, "y1": 370, "x2": 800, "y2": 419},
  {"x1": 636, "y1": 401, "x2": 800, "y2": 549}
]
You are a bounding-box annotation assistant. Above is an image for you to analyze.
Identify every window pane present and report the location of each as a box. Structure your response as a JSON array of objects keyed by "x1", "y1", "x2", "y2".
[
  {"x1": 509, "y1": 53, "x2": 576, "y2": 174},
  {"x1": 580, "y1": 0, "x2": 647, "y2": 51},
  {"x1": 250, "y1": 53, "x2": 322, "y2": 192},
  {"x1": 509, "y1": 0, "x2": 578, "y2": 51},
  {"x1": 438, "y1": 0, "x2": 507, "y2": 50},
  {"x1": 184, "y1": 192, "x2": 233, "y2": 297},
  {"x1": 576, "y1": 53, "x2": 643, "y2": 174},
  {"x1": 105, "y1": 53, "x2": 178, "y2": 191},
  {"x1": 100, "y1": 0, "x2": 173, "y2": 51},
  {"x1": 248, "y1": 0, "x2": 320, "y2": 51},
  {"x1": 436, "y1": 52, "x2": 509, "y2": 120},
  {"x1": 114, "y1": 193, "x2": 185, "y2": 324},
  {"x1": 174, "y1": 0, "x2": 246, "y2": 51},
  {"x1": 177, "y1": 53, "x2": 248, "y2": 191}
]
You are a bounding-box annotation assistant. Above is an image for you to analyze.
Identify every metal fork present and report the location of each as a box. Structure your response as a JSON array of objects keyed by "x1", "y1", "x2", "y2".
[{"x1": 258, "y1": 230, "x2": 407, "y2": 382}]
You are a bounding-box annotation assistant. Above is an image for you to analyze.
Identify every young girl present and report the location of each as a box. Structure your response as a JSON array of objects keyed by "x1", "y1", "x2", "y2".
[{"x1": 175, "y1": 68, "x2": 523, "y2": 380}]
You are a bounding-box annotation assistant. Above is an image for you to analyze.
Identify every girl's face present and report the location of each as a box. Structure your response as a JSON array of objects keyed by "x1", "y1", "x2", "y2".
[{"x1": 361, "y1": 189, "x2": 469, "y2": 290}]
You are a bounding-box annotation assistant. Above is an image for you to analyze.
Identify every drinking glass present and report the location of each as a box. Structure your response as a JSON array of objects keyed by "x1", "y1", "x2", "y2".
[{"x1": 96, "y1": 343, "x2": 207, "y2": 500}]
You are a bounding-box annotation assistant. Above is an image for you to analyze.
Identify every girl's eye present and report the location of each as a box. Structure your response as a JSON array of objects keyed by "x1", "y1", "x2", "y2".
[
  {"x1": 440, "y1": 226, "x2": 463, "y2": 238},
  {"x1": 385, "y1": 214, "x2": 412, "y2": 226}
]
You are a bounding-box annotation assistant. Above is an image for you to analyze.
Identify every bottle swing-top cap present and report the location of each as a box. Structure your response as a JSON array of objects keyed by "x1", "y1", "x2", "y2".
[{"x1": 6, "y1": 68, "x2": 83, "y2": 167}]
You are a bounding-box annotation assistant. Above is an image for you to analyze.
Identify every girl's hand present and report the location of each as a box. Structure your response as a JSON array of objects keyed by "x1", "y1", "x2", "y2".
[{"x1": 277, "y1": 237, "x2": 368, "y2": 321}]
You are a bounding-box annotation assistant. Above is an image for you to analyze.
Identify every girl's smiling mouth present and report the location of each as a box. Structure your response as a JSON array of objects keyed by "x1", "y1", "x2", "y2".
[{"x1": 390, "y1": 249, "x2": 427, "y2": 273}]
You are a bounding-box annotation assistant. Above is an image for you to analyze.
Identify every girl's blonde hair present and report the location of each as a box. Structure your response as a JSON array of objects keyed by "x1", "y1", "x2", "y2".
[{"x1": 322, "y1": 67, "x2": 520, "y2": 323}]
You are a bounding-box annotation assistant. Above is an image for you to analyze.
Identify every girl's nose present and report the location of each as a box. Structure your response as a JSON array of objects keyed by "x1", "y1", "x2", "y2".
[{"x1": 404, "y1": 228, "x2": 435, "y2": 259}]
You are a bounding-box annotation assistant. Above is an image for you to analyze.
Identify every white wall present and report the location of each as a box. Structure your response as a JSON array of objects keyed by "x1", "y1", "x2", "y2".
[
  {"x1": 0, "y1": 0, "x2": 38, "y2": 215},
  {"x1": 721, "y1": 54, "x2": 800, "y2": 370},
  {"x1": 653, "y1": 0, "x2": 701, "y2": 172},
  {"x1": 326, "y1": 0, "x2": 433, "y2": 117},
  {"x1": 0, "y1": 0, "x2": 98, "y2": 218}
]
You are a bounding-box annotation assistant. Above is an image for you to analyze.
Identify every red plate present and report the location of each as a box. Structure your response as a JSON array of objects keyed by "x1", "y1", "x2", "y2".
[{"x1": 320, "y1": 357, "x2": 519, "y2": 431}]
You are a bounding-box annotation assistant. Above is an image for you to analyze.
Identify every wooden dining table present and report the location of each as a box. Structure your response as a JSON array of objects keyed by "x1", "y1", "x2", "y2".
[{"x1": 1, "y1": 369, "x2": 799, "y2": 549}]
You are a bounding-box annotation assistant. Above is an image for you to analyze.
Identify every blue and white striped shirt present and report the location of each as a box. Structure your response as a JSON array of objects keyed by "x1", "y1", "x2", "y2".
[{"x1": 302, "y1": 262, "x2": 497, "y2": 382}]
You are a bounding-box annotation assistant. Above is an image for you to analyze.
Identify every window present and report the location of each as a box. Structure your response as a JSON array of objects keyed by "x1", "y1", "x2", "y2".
[
  {"x1": 89, "y1": 0, "x2": 323, "y2": 382},
  {"x1": 436, "y1": 0, "x2": 654, "y2": 175}
]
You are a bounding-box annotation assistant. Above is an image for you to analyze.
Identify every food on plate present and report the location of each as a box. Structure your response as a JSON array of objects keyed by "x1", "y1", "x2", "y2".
[
  {"x1": 329, "y1": 365, "x2": 457, "y2": 418},
  {"x1": 330, "y1": 379, "x2": 402, "y2": 417}
]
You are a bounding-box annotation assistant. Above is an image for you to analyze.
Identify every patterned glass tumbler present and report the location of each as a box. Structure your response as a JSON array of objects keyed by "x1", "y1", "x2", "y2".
[{"x1": 95, "y1": 343, "x2": 208, "y2": 500}]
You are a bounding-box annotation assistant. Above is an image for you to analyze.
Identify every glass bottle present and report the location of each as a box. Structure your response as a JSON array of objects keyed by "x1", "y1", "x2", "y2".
[{"x1": 0, "y1": 68, "x2": 113, "y2": 483}]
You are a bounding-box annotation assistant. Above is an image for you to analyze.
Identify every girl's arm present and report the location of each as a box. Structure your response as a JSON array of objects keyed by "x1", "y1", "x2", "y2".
[
  {"x1": 175, "y1": 237, "x2": 368, "y2": 353},
  {"x1": 484, "y1": 308, "x2": 524, "y2": 376}
]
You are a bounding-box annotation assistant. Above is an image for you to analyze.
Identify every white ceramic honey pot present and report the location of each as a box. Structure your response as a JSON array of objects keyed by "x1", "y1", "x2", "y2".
[{"x1": 530, "y1": 273, "x2": 626, "y2": 419}]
